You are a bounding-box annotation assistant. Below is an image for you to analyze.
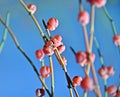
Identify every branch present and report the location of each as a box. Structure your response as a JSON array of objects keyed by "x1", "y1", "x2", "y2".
[
  {"x1": 0, "y1": 17, "x2": 51, "y2": 97},
  {"x1": 0, "y1": 12, "x2": 10, "y2": 53}
]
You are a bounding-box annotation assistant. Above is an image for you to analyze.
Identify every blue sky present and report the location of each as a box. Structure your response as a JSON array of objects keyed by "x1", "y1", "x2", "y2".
[{"x1": 0, "y1": 0, "x2": 120, "y2": 97}]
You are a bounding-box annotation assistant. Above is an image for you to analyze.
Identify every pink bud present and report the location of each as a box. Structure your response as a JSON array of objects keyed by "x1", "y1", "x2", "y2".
[
  {"x1": 43, "y1": 45, "x2": 54, "y2": 55},
  {"x1": 113, "y1": 35, "x2": 120, "y2": 46},
  {"x1": 72, "y1": 76, "x2": 82, "y2": 87},
  {"x1": 54, "y1": 35, "x2": 62, "y2": 42},
  {"x1": 78, "y1": 11, "x2": 89, "y2": 26},
  {"x1": 57, "y1": 45, "x2": 66, "y2": 54},
  {"x1": 76, "y1": 51, "x2": 87, "y2": 67},
  {"x1": 47, "y1": 18, "x2": 59, "y2": 31},
  {"x1": 36, "y1": 88, "x2": 45, "y2": 97},
  {"x1": 98, "y1": 66, "x2": 109, "y2": 79},
  {"x1": 81, "y1": 76, "x2": 94, "y2": 91},
  {"x1": 35, "y1": 49, "x2": 44, "y2": 61},
  {"x1": 27, "y1": 4, "x2": 37, "y2": 14},
  {"x1": 94, "y1": 0, "x2": 106, "y2": 8},
  {"x1": 40, "y1": 66, "x2": 51, "y2": 78},
  {"x1": 87, "y1": 0, "x2": 106, "y2": 8},
  {"x1": 50, "y1": 37, "x2": 63, "y2": 47},
  {"x1": 106, "y1": 85, "x2": 117, "y2": 96},
  {"x1": 107, "y1": 66, "x2": 115, "y2": 76},
  {"x1": 116, "y1": 92, "x2": 120, "y2": 97}
]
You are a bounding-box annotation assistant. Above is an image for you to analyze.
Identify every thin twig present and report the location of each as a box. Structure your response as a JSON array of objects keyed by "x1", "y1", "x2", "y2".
[
  {"x1": 88, "y1": 5, "x2": 102, "y2": 97},
  {"x1": 41, "y1": 59, "x2": 45, "y2": 97},
  {"x1": 102, "y1": 6, "x2": 120, "y2": 54},
  {"x1": 43, "y1": 19, "x2": 80, "y2": 97},
  {"x1": 19, "y1": 0, "x2": 47, "y2": 42},
  {"x1": 0, "y1": 12, "x2": 10, "y2": 53},
  {"x1": 93, "y1": 36, "x2": 108, "y2": 97},
  {"x1": 102, "y1": 6, "x2": 117, "y2": 35},
  {"x1": 20, "y1": 1, "x2": 79, "y2": 96},
  {"x1": 79, "y1": 0, "x2": 101, "y2": 96},
  {"x1": 49, "y1": 56, "x2": 55, "y2": 97},
  {"x1": 0, "y1": 17, "x2": 51, "y2": 97}
]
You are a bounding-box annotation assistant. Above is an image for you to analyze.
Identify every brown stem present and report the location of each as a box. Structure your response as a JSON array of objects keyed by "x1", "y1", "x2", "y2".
[
  {"x1": 79, "y1": 0, "x2": 102, "y2": 96},
  {"x1": 89, "y1": 5, "x2": 102, "y2": 97}
]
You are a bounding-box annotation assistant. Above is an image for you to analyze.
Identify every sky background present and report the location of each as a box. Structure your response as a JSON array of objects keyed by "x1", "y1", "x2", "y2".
[{"x1": 0, "y1": 0, "x2": 120, "y2": 97}]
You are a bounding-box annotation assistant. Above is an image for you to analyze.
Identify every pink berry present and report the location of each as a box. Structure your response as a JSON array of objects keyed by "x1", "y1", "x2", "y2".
[
  {"x1": 94, "y1": 0, "x2": 106, "y2": 8},
  {"x1": 72, "y1": 76, "x2": 82, "y2": 86},
  {"x1": 40, "y1": 66, "x2": 51, "y2": 78},
  {"x1": 106, "y1": 85, "x2": 117, "y2": 96},
  {"x1": 81, "y1": 76, "x2": 94, "y2": 91},
  {"x1": 35, "y1": 49, "x2": 44, "y2": 61},
  {"x1": 98, "y1": 66, "x2": 109, "y2": 79},
  {"x1": 50, "y1": 37, "x2": 63, "y2": 47},
  {"x1": 43, "y1": 45, "x2": 54, "y2": 55},
  {"x1": 75, "y1": 51, "x2": 87, "y2": 67},
  {"x1": 87, "y1": 0, "x2": 106, "y2": 8},
  {"x1": 27, "y1": 4, "x2": 37, "y2": 14},
  {"x1": 78, "y1": 11, "x2": 89, "y2": 26},
  {"x1": 113, "y1": 35, "x2": 120, "y2": 46},
  {"x1": 47, "y1": 18, "x2": 59, "y2": 31},
  {"x1": 47, "y1": 24, "x2": 56, "y2": 31},
  {"x1": 36, "y1": 88, "x2": 45, "y2": 97},
  {"x1": 43, "y1": 40, "x2": 54, "y2": 55},
  {"x1": 116, "y1": 92, "x2": 120, "y2": 97},
  {"x1": 57, "y1": 45, "x2": 66, "y2": 54},
  {"x1": 107, "y1": 66, "x2": 115, "y2": 76},
  {"x1": 54, "y1": 35, "x2": 62, "y2": 42}
]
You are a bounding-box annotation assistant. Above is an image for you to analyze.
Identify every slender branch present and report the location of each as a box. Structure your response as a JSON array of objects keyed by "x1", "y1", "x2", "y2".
[
  {"x1": 0, "y1": 17, "x2": 51, "y2": 97},
  {"x1": 78, "y1": 1, "x2": 101, "y2": 96},
  {"x1": 41, "y1": 59, "x2": 45, "y2": 97},
  {"x1": 49, "y1": 56, "x2": 55, "y2": 97},
  {"x1": 20, "y1": 1, "x2": 79, "y2": 96},
  {"x1": 102, "y1": 6, "x2": 117, "y2": 35},
  {"x1": 89, "y1": 6, "x2": 95, "y2": 51},
  {"x1": 78, "y1": 1, "x2": 91, "y2": 97},
  {"x1": 93, "y1": 36, "x2": 108, "y2": 97},
  {"x1": 42, "y1": 19, "x2": 55, "y2": 97},
  {"x1": 70, "y1": 46, "x2": 76, "y2": 55},
  {"x1": 89, "y1": 5, "x2": 102, "y2": 97},
  {"x1": 42, "y1": 19, "x2": 51, "y2": 39},
  {"x1": 0, "y1": 12, "x2": 10, "y2": 53},
  {"x1": 102, "y1": 6, "x2": 120, "y2": 54},
  {"x1": 19, "y1": 0, "x2": 47, "y2": 42},
  {"x1": 43, "y1": 19, "x2": 80, "y2": 97}
]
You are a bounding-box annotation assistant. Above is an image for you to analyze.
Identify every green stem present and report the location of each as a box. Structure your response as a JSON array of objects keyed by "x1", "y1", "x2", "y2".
[
  {"x1": 83, "y1": 91, "x2": 87, "y2": 97},
  {"x1": 0, "y1": 12, "x2": 10, "y2": 53},
  {"x1": 93, "y1": 36, "x2": 104, "y2": 66},
  {"x1": 102, "y1": 6, "x2": 120, "y2": 54},
  {"x1": 102, "y1": 6, "x2": 117, "y2": 35},
  {"x1": 0, "y1": 17, "x2": 51, "y2": 97},
  {"x1": 41, "y1": 59, "x2": 45, "y2": 67},
  {"x1": 93, "y1": 36, "x2": 108, "y2": 97},
  {"x1": 42, "y1": 19, "x2": 51, "y2": 39},
  {"x1": 49, "y1": 56, "x2": 54, "y2": 97},
  {"x1": 104, "y1": 79, "x2": 108, "y2": 97}
]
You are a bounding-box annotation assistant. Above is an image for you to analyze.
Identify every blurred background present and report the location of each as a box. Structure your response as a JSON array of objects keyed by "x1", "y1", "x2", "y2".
[{"x1": 0, "y1": 0, "x2": 120, "y2": 97}]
